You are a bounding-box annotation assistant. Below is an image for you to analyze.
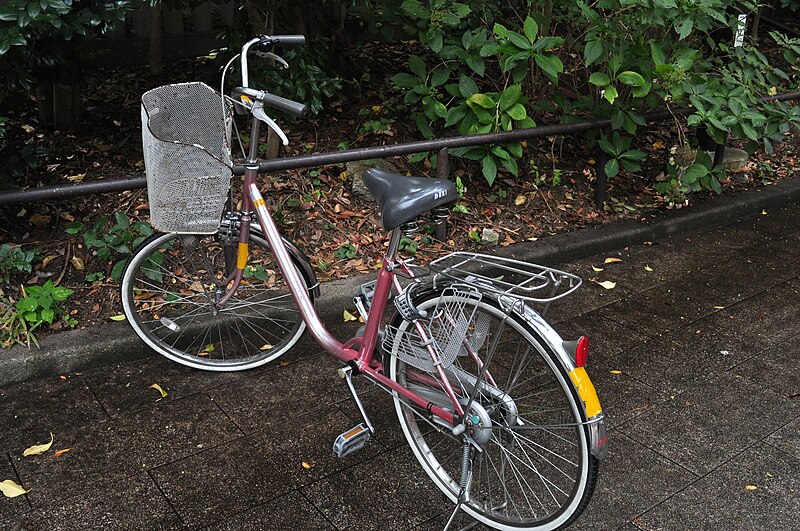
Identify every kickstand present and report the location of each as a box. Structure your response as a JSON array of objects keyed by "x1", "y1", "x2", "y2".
[{"x1": 442, "y1": 438, "x2": 478, "y2": 531}]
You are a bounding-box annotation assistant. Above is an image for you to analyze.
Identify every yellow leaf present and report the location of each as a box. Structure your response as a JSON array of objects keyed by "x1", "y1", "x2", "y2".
[
  {"x1": 339, "y1": 171, "x2": 348, "y2": 181},
  {"x1": 109, "y1": 314, "x2": 126, "y2": 321},
  {"x1": 149, "y1": 383, "x2": 168, "y2": 400},
  {"x1": 343, "y1": 309, "x2": 357, "y2": 322},
  {"x1": 23, "y1": 433, "x2": 54, "y2": 457},
  {"x1": 54, "y1": 448, "x2": 72, "y2": 457},
  {"x1": 761, "y1": 210, "x2": 768, "y2": 215},
  {"x1": 66, "y1": 173, "x2": 86, "y2": 183},
  {"x1": 514, "y1": 195, "x2": 526, "y2": 206},
  {"x1": 0, "y1": 479, "x2": 29, "y2": 498},
  {"x1": 604, "y1": 257, "x2": 622, "y2": 264},
  {"x1": 652, "y1": 140, "x2": 665, "y2": 149},
  {"x1": 70, "y1": 256, "x2": 85, "y2": 270},
  {"x1": 21, "y1": 124, "x2": 35, "y2": 134},
  {"x1": 609, "y1": 370, "x2": 622, "y2": 375},
  {"x1": 301, "y1": 461, "x2": 313, "y2": 469},
  {"x1": 713, "y1": 305, "x2": 725, "y2": 309},
  {"x1": 588, "y1": 159, "x2": 596, "y2": 165},
  {"x1": 591, "y1": 266, "x2": 604, "y2": 272},
  {"x1": 259, "y1": 343, "x2": 273, "y2": 351},
  {"x1": 593, "y1": 280, "x2": 617, "y2": 290},
  {"x1": 644, "y1": 265, "x2": 654, "y2": 272},
  {"x1": 744, "y1": 485, "x2": 758, "y2": 491}
]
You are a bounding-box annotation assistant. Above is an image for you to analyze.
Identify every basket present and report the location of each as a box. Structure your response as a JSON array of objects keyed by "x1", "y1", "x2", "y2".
[
  {"x1": 383, "y1": 285, "x2": 489, "y2": 373},
  {"x1": 141, "y1": 82, "x2": 233, "y2": 234},
  {"x1": 427, "y1": 252, "x2": 582, "y2": 304}
]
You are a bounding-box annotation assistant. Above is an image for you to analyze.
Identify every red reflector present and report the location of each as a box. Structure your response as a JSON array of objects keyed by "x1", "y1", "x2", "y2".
[{"x1": 576, "y1": 336, "x2": 589, "y2": 367}]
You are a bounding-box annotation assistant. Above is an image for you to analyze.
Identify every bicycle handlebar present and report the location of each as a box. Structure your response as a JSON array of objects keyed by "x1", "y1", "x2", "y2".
[
  {"x1": 269, "y1": 35, "x2": 306, "y2": 47},
  {"x1": 232, "y1": 86, "x2": 307, "y2": 118},
  {"x1": 240, "y1": 34, "x2": 306, "y2": 88}
]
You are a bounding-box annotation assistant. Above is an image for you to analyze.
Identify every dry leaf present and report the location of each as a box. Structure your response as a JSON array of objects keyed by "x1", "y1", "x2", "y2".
[
  {"x1": 54, "y1": 448, "x2": 72, "y2": 457},
  {"x1": 70, "y1": 256, "x2": 85, "y2": 270},
  {"x1": 761, "y1": 210, "x2": 768, "y2": 215},
  {"x1": 604, "y1": 257, "x2": 622, "y2": 264},
  {"x1": 301, "y1": 461, "x2": 313, "y2": 469},
  {"x1": 644, "y1": 265, "x2": 654, "y2": 272},
  {"x1": 279, "y1": 361, "x2": 290, "y2": 366},
  {"x1": 591, "y1": 266, "x2": 604, "y2": 272},
  {"x1": 744, "y1": 485, "x2": 758, "y2": 491},
  {"x1": 0, "y1": 479, "x2": 29, "y2": 498},
  {"x1": 23, "y1": 433, "x2": 54, "y2": 457},
  {"x1": 149, "y1": 383, "x2": 168, "y2": 400},
  {"x1": 66, "y1": 173, "x2": 86, "y2": 183},
  {"x1": 343, "y1": 309, "x2": 357, "y2": 322},
  {"x1": 652, "y1": 140, "x2": 665, "y2": 149},
  {"x1": 713, "y1": 305, "x2": 725, "y2": 309},
  {"x1": 609, "y1": 370, "x2": 622, "y2": 375},
  {"x1": 109, "y1": 314, "x2": 126, "y2": 321},
  {"x1": 514, "y1": 195, "x2": 526, "y2": 206},
  {"x1": 259, "y1": 343, "x2": 273, "y2": 351},
  {"x1": 593, "y1": 280, "x2": 617, "y2": 290},
  {"x1": 29, "y1": 214, "x2": 51, "y2": 226}
]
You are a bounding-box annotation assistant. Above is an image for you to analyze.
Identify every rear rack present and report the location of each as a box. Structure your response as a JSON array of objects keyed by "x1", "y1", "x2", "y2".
[{"x1": 427, "y1": 251, "x2": 581, "y2": 304}]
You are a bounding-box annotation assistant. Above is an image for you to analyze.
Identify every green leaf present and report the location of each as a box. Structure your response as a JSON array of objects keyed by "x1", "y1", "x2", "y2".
[
  {"x1": 589, "y1": 72, "x2": 611, "y2": 86},
  {"x1": 430, "y1": 66, "x2": 450, "y2": 87},
  {"x1": 408, "y1": 55, "x2": 426, "y2": 79},
  {"x1": 400, "y1": 0, "x2": 427, "y2": 19},
  {"x1": 603, "y1": 85, "x2": 618, "y2": 104},
  {"x1": 604, "y1": 158, "x2": 620, "y2": 178},
  {"x1": 40, "y1": 308, "x2": 55, "y2": 324},
  {"x1": 458, "y1": 75, "x2": 479, "y2": 98},
  {"x1": 65, "y1": 221, "x2": 84, "y2": 235},
  {"x1": 465, "y1": 55, "x2": 485, "y2": 76},
  {"x1": 507, "y1": 31, "x2": 530, "y2": 50},
  {"x1": 584, "y1": 37, "x2": 604, "y2": 67},
  {"x1": 650, "y1": 41, "x2": 666, "y2": 65},
  {"x1": 534, "y1": 54, "x2": 563, "y2": 83},
  {"x1": 482, "y1": 156, "x2": 497, "y2": 185},
  {"x1": 17, "y1": 297, "x2": 37, "y2": 313},
  {"x1": 674, "y1": 18, "x2": 694, "y2": 40},
  {"x1": 522, "y1": 16, "x2": 538, "y2": 43},
  {"x1": 617, "y1": 71, "x2": 646, "y2": 87},
  {"x1": 506, "y1": 103, "x2": 527, "y2": 121},
  {"x1": 684, "y1": 163, "x2": 709, "y2": 183},
  {"x1": 499, "y1": 84, "x2": 521, "y2": 111},
  {"x1": 501, "y1": 157, "x2": 519, "y2": 176},
  {"x1": 111, "y1": 259, "x2": 126, "y2": 280},
  {"x1": 467, "y1": 93, "x2": 496, "y2": 110},
  {"x1": 392, "y1": 73, "x2": 418, "y2": 89}
]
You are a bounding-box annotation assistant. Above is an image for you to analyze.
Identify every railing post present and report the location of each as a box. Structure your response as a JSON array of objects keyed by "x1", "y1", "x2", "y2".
[
  {"x1": 434, "y1": 147, "x2": 450, "y2": 241},
  {"x1": 594, "y1": 128, "x2": 610, "y2": 209}
]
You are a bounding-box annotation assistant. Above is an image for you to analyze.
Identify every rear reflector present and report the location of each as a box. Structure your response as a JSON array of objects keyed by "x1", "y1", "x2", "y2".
[{"x1": 576, "y1": 336, "x2": 589, "y2": 367}]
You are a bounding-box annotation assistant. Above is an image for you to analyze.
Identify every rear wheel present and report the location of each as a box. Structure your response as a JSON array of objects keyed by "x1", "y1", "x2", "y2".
[
  {"x1": 121, "y1": 228, "x2": 311, "y2": 370},
  {"x1": 386, "y1": 286, "x2": 598, "y2": 530}
]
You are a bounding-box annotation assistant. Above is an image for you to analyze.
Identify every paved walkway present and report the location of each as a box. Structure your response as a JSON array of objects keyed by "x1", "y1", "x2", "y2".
[{"x1": 1, "y1": 203, "x2": 799, "y2": 530}]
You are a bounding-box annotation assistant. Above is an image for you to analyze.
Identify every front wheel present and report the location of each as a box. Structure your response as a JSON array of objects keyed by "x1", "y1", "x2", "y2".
[
  {"x1": 386, "y1": 285, "x2": 598, "y2": 530},
  {"x1": 120, "y1": 229, "x2": 312, "y2": 371}
]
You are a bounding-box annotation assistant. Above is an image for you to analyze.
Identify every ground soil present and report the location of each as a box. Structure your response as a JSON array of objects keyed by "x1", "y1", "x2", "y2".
[{"x1": 1, "y1": 39, "x2": 799, "y2": 347}]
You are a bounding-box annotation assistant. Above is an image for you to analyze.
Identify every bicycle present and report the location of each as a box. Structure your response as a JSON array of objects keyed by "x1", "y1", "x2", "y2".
[{"x1": 121, "y1": 34, "x2": 608, "y2": 531}]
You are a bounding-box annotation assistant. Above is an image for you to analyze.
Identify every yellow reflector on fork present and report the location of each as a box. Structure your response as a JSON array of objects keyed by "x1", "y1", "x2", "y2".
[
  {"x1": 237, "y1": 243, "x2": 249, "y2": 270},
  {"x1": 568, "y1": 367, "x2": 603, "y2": 418}
]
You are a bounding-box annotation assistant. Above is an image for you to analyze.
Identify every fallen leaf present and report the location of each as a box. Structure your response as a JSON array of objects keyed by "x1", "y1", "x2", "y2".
[
  {"x1": 644, "y1": 265, "x2": 654, "y2": 272},
  {"x1": 279, "y1": 361, "x2": 290, "y2": 366},
  {"x1": 713, "y1": 305, "x2": 725, "y2": 309},
  {"x1": 761, "y1": 209, "x2": 768, "y2": 215},
  {"x1": 54, "y1": 448, "x2": 72, "y2": 457},
  {"x1": 604, "y1": 257, "x2": 622, "y2": 264},
  {"x1": 744, "y1": 485, "x2": 758, "y2": 491},
  {"x1": 202, "y1": 343, "x2": 215, "y2": 353},
  {"x1": 609, "y1": 370, "x2": 622, "y2": 375},
  {"x1": 593, "y1": 280, "x2": 617, "y2": 290},
  {"x1": 23, "y1": 433, "x2": 54, "y2": 457},
  {"x1": 591, "y1": 266, "x2": 604, "y2": 272},
  {"x1": 109, "y1": 314, "x2": 126, "y2": 321},
  {"x1": 643, "y1": 241, "x2": 654, "y2": 246},
  {"x1": 149, "y1": 383, "x2": 168, "y2": 400},
  {"x1": 343, "y1": 309, "x2": 357, "y2": 322},
  {"x1": 301, "y1": 461, "x2": 313, "y2": 469},
  {"x1": 766, "y1": 472, "x2": 773, "y2": 478},
  {"x1": 29, "y1": 214, "x2": 51, "y2": 226},
  {"x1": 0, "y1": 480, "x2": 29, "y2": 498},
  {"x1": 652, "y1": 140, "x2": 665, "y2": 149},
  {"x1": 259, "y1": 343, "x2": 273, "y2": 350},
  {"x1": 514, "y1": 195, "x2": 526, "y2": 206},
  {"x1": 66, "y1": 173, "x2": 86, "y2": 183},
  {"x1": 21, "y1": 124, "x2": 35, "y2": 134},
  {"x1": 70, "y1": 256, "x2": 85, "y2": 270}
]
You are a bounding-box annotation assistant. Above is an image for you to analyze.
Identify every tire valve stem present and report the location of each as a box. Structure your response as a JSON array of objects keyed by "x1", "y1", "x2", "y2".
[{"x1": 160, "y1": 317, "x2": 180, "y2": 332}]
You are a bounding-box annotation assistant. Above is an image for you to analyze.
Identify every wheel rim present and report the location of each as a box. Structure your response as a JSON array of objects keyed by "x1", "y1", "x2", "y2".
[
  {"x1": 122, "y1": 231, "x2": 305, "y2": 370},
  {"x1": 389, "y1": 293, "x2": 590, "y2": 530}
]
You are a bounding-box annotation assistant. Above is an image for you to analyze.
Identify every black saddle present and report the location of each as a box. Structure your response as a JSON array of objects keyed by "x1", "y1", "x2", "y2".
[{"x1": 362, "y1": 168, "x2": 456, "y2": 230}]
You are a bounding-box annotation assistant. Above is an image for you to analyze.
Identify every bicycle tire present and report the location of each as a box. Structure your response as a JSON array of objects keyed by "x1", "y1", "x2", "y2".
[
  {"x1": 385, "y1": 284, "x2": 599, "y2": 530},
  {"x1": 121, "y1": 228, "x2": 313, "y2": 371}
]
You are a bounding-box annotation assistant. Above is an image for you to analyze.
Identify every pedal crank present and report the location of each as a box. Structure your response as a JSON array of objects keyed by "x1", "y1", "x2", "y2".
[{"x1": 332, "y1": 365, "x2": 375, "y2": 459}]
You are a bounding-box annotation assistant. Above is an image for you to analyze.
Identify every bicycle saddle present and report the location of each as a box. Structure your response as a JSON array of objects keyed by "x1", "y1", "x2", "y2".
[{"x1": 362, "y1": 168, "x2": 456, "y2": 230}]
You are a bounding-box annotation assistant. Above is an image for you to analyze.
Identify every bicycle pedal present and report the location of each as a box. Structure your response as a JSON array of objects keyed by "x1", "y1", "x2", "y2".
[{"x1": 332, "y1": 423, "x2": 371, "y2": 459}]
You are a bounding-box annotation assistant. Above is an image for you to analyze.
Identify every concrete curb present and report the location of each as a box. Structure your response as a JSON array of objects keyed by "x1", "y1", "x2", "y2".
[{"x1": 3, "y1": 177, "x2": 799, "y2": 386}]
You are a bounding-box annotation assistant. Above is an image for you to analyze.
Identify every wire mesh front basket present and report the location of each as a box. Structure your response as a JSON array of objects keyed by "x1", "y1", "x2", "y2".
[
  {"x1": 383, "y1": 285, "x2": 489, "y2": 373},
  {"x1": 141, "y1": 82, "x2": 233, "y2": 234}
]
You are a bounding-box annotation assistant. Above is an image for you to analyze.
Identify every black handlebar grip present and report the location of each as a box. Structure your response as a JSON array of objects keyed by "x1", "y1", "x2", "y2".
[
  {"x1": 272, "y1": 35, "x2": 306, "y2": 46},
  {"x1": 261, "y1": 92, "x2": 308, "y2": 118}
]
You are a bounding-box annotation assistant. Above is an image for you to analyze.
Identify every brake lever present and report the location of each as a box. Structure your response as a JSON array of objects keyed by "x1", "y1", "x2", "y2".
[
  {"x1": 253, "y1": 51, "x2": 289, "y2": 69},
  {"x1": 252, "y1": 101, "x2": 289, "y2": 145}
]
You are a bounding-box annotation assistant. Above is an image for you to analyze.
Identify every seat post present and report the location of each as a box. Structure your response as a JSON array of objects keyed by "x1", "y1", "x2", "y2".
[{"x1": 386, "y1": 227, "x2": 403, "y2": 260}]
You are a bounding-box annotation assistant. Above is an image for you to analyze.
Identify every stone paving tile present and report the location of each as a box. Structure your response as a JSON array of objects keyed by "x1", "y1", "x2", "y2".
[
  {"x1": 150, "y1": 407, "x2": 382, "y2": 528},
  {"x1": 0, "y1": 455, "x2": 30, "y2": 522},
  {"x1": 731, "y1": 337, "x2": 800, "y2": 399},
  {"x1": 738, "y1": 203, "x2": 800, "y2": 240},
  {"x1": 6, "y1": 473, "x2": 182, "y2": 530},
  {"x1": 592, "y1": 298, "x2": 675, "y2": 339},
  {"x1": 766, "y1": 416, "x2": 800, "y2": 461},
  {"x1": 0, "y1": 374, "x2": 107, "y2": 455},
  {"x1": 554, "y1": 312, "x2": 648, "y2": 365},
  {"x1": 618, "y1": 371, "x2": 800, "y2": 476},
  {"x1": 206, "y1": 490, "x2": 335, "y2": 531},
  {"x1": 636, "y1": 443, "x2": 800, "y2": 531},
  {"x1": 80, "y1": 353, "x2": 243, "y2": 418},
  {"x1": 207, "y1": 353, "x2": 350, "y2": 434},
  {"x1": 11, "y1": 393, "x2": 242, "y2": 507},
  {"x1": 588, "y1": 363, "x2": 670, "y2": 430},
  {"x1": 302, "y1": 446, "x2": 445, "y2": 531},
  {"x1": 576, "y1": 433, "x2": 697, "y2": 531}
]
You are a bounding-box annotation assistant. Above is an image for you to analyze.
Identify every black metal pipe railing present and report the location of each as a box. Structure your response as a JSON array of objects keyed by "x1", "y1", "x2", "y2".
[
  {"x1": 1, "y1": 91, "x2": 798, "y2": 207},
  {"x1": 760, "y1": 16, "x2": 800, "y2": 39}
]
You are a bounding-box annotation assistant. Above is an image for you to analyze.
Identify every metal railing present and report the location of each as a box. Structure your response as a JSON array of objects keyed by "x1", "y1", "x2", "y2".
[{"x1": 1, "y1": 91, "x2": 798, "y2": 208}]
